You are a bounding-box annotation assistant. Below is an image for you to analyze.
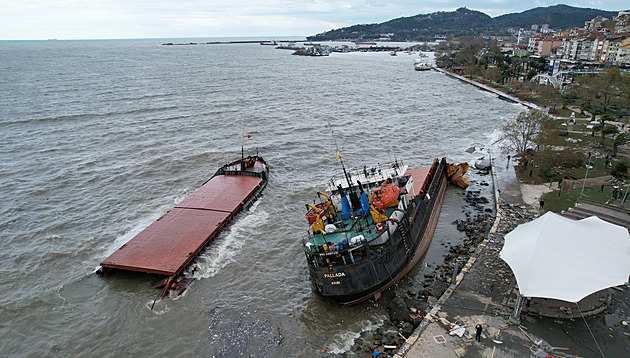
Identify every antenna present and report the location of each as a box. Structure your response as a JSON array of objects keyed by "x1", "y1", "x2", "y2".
[{"x1": 327, "y1": 120, "x2": 352, "y2": 188}]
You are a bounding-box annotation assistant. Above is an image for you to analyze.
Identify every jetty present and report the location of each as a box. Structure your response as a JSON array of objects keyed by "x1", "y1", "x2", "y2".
[{"x1": 99, "y1": 156, "x2": 268, "y2": 277}]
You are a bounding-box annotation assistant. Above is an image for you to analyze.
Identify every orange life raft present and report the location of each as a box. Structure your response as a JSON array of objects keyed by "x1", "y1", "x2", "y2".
[{"x1": 371, "y1": 183, "x2": 400, "y2": 211}]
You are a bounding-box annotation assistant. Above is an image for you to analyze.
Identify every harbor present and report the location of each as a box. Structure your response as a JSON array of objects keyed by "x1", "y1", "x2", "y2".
[{"x1": 0, "y1": 40, "x2": 532, "y2": 357}]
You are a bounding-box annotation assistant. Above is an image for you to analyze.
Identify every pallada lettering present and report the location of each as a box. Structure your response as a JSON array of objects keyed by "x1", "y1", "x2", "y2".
[{"x1": 324, "y1": 272, "x2": 346, "y2": 278}]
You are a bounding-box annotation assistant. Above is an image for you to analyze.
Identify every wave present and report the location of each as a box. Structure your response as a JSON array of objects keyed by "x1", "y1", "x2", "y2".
[
  {"x1": 4, "y1": 105, "x2": 182, "y2": 125},
  {"x1": 93, "y1": 204, "x2": 174, "y2": 272},
  {"x1": 186, "y1": 201, "x2": 268, "y2": 280},
  {"x1": 325, "y1": 316, "x2": 387, "y2": 354}
]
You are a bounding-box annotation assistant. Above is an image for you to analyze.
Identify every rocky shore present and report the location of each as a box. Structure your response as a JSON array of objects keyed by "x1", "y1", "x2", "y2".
[
  {"x1": 345, "y1": 172, "x2": 508, "y2": 356},
  {"x1": 343, "y1": 155, "x2": 630, "y2": 358}
]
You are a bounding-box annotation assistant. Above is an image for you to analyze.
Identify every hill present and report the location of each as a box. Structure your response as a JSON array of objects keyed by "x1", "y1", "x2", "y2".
[
  {"x1": 494, "y1": 4, "x2": 618, "y2": 29},
  {"x1": 307, "y1": 5, "x2": 620, "y2": 42}
]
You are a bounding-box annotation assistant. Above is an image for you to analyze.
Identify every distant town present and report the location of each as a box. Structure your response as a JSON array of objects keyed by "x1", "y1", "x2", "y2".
[{"x1": 512, "y1": 11, "x2": 629, "y2": 66}]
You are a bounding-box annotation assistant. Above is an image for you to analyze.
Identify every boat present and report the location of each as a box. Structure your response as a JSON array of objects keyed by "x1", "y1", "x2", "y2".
[
  {"x1": 414, "y1": 59, "x2": 432, "y2": 71},
  {"x1": 260, "y1": 41, "x2": 278, "y2": 46},
  {"x1": 99, "y1": 154, "x2": 269, "y2": 296},
  {"x1": 301, "y1": 157, "x2": 460, "y2": 305},
  {"x1": 354, "y1": 39, "x2": 376, "y2": 45}
]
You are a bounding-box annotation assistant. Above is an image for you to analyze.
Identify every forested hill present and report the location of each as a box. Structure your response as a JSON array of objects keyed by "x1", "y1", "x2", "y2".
[{"x1": 307, "y1": 5, "x2": 620, "y2": 42}]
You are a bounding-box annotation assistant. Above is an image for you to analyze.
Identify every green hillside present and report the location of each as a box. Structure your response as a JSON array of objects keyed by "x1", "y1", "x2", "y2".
[
  {"x1": 493, "y1": 4, "x2": 618, "y2": 29},
  {"x1": 307, "y1": 5, "x2": 620, "y2": 42}
]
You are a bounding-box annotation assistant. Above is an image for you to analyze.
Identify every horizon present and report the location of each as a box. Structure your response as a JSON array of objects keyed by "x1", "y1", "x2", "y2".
[{"x1": 1, "y1": 1, "x2": 628, "y2": 41}]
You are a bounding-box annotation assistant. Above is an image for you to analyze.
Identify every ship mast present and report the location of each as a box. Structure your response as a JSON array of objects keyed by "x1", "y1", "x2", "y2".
[
  {"x1": 241, "y1": 118, "x2": 245, "y2": 172},
  {"x1": 327, "y1": 121, "x2": 361, "y2": 210},
  {"x1": 327, "y1": 121, "x2": 351, "y2": 188}
]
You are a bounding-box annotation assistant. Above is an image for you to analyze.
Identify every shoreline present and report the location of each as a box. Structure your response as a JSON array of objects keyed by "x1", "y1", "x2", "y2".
[
  {"x1": 431, "y1": 67, "x2": 545, "y2": 113},
  {"x1": 393, "y1": 155, "x2": 630, "y2": 358}
]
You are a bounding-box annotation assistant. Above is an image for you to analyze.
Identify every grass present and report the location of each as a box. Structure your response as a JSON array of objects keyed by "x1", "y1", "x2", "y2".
[
  {"x1": 541, "y1": 185, "x2": 628, "y2": 213},
  {"x1": 518, "y1": 156, "x2": 617, "y2": 185}
]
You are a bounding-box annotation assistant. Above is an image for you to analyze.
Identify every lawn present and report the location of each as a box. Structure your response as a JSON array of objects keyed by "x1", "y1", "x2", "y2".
[{"x1": 540, "y1": 185, "x2": 629, "y2": 213}]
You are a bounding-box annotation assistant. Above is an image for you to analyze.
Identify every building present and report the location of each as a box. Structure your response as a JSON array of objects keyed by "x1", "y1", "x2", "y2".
[
  {"x1": 585, "y1": 16, "x2": 609, "y2": 29},
  {"x1": 617, "y1": 38, "x2": 630, "y2": 64}
]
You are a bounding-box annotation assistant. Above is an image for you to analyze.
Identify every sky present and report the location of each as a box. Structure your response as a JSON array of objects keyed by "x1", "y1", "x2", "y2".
[{"x1": 1, "y1": 1, "x2": 628, "y2": 40}]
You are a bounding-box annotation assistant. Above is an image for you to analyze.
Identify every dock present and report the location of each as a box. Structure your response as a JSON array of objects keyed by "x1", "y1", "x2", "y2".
[{"x1": 100, "y1": 156, "x2": 268, "y2": 277}]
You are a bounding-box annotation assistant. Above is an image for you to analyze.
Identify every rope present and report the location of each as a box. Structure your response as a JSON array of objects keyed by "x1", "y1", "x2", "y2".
[{"x1": 576, "y1": 302, "x2": 606, "y2": 358}]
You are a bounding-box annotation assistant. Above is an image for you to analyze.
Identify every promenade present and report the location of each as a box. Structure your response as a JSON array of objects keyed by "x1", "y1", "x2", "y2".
[
  {"x1": 432, "y1": 67, "x2": 544, "y2": 113},
  {"x1": 394, "y1": 155, "x2": 630, "y2": 358}
]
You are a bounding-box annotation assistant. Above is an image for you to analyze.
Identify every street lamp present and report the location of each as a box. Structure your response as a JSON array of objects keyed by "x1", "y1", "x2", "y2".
[
  {"x1": 580, "y1": 153, "x2": 592, "y2": 199},
  {"x1": 620, "y1": 182, "x2": 630, "y2": 207}
]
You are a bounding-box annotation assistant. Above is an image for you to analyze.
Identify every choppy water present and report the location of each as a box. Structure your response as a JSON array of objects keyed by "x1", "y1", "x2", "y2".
[{"x1": 0, "y1": 39, "x2": 523, "y2": 357}]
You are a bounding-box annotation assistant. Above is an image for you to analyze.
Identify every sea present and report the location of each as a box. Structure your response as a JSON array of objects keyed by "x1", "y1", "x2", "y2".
[{"x1": 0, "y1": 38, "x2": 524, "y2": 357}]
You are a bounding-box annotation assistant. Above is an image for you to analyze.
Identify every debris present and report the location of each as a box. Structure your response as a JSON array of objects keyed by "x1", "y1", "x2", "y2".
[
  {"x1": 518, "y1": 326, "x2": 536, "y2": 343},
  {"x1": 559, "y1": 306, "x2": 572, "y2": 315},
  {"x1": 449, "y1": 325, "x2": 466, "y2": 337},
  {"x1": 552, "y1": 347, "x2": 569, "y2": 351},
  {"x1": 492, "y1": 339, "x2": 503, "y2": 344}
]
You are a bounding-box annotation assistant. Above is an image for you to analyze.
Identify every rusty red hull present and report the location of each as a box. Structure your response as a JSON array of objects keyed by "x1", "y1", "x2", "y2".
[{"x1": 100, "y1": 156, "x2": 268, "y2": 276}]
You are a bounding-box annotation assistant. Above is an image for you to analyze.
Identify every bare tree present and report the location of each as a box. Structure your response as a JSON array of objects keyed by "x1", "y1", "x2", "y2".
[
  {"x1": 573, "y1": 67, "x2": 624, "y2": 144},
  {"x1": 498, "y1": 109, "x2": 549, "y2": 157}
]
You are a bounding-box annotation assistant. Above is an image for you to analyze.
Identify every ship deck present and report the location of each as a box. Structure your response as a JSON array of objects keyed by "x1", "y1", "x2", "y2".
[
  {"x1": 310, "y1": 207, "x2": 395, "y2": 247},
  {"x1": 309, "y1": 166, "x2": 432, "y2": 247},
  {"x1": 101, "y1": 173, "x2": 263, "y2": 276}
]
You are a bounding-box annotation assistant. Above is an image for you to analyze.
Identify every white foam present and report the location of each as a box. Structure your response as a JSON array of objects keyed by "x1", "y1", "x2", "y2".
[
  {"x1": 187, "y1": 203, "x2": 269, "y2": 280},
  {"x1": 93, "y1": 203, "x2": 174, "y2": 272},
  {"x1": 326, "y1": 316, "x2": 386, "y2": 354},
  {"x1": 145, "y1": 299, "x2": 170, "y2": 315}
]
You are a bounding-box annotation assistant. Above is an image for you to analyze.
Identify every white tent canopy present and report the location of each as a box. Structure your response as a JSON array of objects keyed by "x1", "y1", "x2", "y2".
[{"x1": 499, "y1": 212, "x2": 630, "y2": 303}]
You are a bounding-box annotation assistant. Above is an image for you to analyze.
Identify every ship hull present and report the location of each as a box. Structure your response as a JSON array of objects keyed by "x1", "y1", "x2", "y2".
[{"x1": 306, "y1": 158, "x2": 448, "y2": 305}]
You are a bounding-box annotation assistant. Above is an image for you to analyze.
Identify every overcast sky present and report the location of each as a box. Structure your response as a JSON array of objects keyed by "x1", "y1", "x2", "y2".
[{"x1": 1, "y1": 1, "x2": 628, "y2": 40}]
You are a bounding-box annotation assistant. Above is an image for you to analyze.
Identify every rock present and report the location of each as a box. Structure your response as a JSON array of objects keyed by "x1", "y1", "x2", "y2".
[
  {"x1": 402, "y1": 322, "x2": 414, "y2": 337},
  {"x1": 388, "y1": 294, "x2": 412, "y2": 323}
]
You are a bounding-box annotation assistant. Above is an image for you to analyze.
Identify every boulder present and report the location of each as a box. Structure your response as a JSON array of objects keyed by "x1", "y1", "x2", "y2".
[{"x1": 388, "y1": 294, "x2": 412, "y2": 323}]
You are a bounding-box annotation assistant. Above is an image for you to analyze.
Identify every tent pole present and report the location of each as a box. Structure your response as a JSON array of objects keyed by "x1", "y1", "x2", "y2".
[{"x1": 509, "y1": 292, "x2": 524, "y2": 324}]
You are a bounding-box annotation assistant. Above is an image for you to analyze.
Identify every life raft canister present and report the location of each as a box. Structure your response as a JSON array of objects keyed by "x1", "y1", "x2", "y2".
[
  {"x1": 371, "y1": 183, "x2": 400, "y2": 211},
  {"x1": 375, "y1": 222, "x2": 385, "y2": 233}
]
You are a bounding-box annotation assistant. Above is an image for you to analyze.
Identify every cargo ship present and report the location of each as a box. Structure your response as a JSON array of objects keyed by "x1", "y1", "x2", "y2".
[
  {"x1": 302, "y1": 157, "x2": 463, "y2": 305},
  {"x1": 99, "y1": 154, "x2": 268, "y2": 294}
]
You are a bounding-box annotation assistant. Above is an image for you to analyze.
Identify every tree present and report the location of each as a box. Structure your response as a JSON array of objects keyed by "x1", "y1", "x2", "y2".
[
  {"x1": 574, "y1": 67, "x2": 623, "y2": 116},
  {"x1": 598, "y1": 113, "x2": 615, "y2": 144},
  {"x1": 611, "y1": 160, "x2": 630, "y2": 182},
  {"x1": 483, "y1": 67, "x2": 502, "y2": 84},
  {"x1": 538, "y1": 84, "x2": 563, "y2": 112},
  {"x1": 613, "y1": 133, "x2": 628, "y2": 157},
  {"x1": 499, "y1": 109, "x2": 549, "y2": 157}
]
